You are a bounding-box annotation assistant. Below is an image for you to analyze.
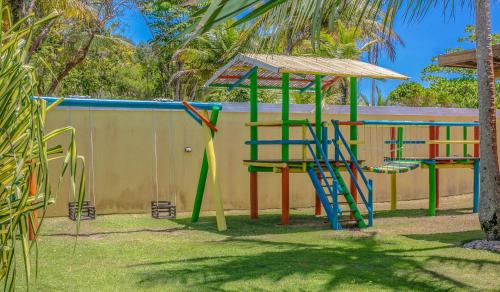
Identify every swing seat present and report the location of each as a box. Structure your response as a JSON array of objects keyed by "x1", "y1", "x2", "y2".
[
  {"x1": 68, "y1": 201, "x2": 96, "y2": 221},
  {"x1": 363, "y1": 160, "x2": 420, "y2": 174},
  {"x1": 151, "y1": 201, "x2": 176, "y2": 219}
]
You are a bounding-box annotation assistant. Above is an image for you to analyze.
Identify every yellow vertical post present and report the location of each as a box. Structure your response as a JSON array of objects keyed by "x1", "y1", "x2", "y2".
[
  {"x1": 302, "y1": 124, "x2": 307, "y2": 172},
  {"x1": 390, "y1": 173, "x2": 397, "y2": 210},
  {"x1": 202, "y1": 111, "x2": 227, "y2": 231}
]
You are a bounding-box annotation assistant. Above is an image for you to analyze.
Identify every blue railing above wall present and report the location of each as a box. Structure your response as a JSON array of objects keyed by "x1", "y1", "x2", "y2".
[{"x1": 39, "y1": 97, "x2": 222, "y2": 111}]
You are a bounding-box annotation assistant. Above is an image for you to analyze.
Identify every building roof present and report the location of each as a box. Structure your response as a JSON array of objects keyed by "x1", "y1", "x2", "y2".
[
  {"x1": 204, "y1": 54, "x2": 409, "y2": 91},
  {"x1": 438, "y1": 44, "x2": 500, "y2": 78}
]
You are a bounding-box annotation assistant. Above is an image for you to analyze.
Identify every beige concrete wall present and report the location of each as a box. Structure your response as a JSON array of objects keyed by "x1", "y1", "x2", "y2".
[{"x1": 45, "y1": 104, "x2": 481, "y2": 217}]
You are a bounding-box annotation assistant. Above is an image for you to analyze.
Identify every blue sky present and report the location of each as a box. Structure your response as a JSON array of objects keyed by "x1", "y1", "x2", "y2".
[{"x1": 117, "y1": 4, "x2": 499, "y2": 100}]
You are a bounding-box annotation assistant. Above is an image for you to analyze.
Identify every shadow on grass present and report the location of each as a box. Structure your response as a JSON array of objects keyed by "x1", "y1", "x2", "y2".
[
  {"x1": 374, "y1": 207, "x2": 471, "y2": 218},
  {"x1": 405, "y1": 230, "x2": 485, "y2": 245},
  {"x1": 173, "y1": 213, "x2": 332, "y2": 236},
  {"x1": 130, "y1": 235, "x2": 495, "y2": 291}
]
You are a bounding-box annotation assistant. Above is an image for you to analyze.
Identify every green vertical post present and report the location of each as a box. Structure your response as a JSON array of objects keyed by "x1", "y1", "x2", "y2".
[
  {"x1": 463, "y1": 126, "x2": 468, "y2": 157},
  {"x1": 250, "y1": 68, "x2": 258, "y2": 161},
  {"x1": 397, "y1": 127, "x2": 403, "y2": 159},
  {"x1": 428, "y1": 163, "x2": 436, "y2": 216},
  {"x1": 315, "y1": 75, "x2": 322, "y2": 158},
  {"x1": 446, "y1": 126, "x2": 451, "y2": 157},
  {"x1": 350, "y1": 77, "x2": 358, "y2": 157},
  {"x1": 191, "y1": 107, "x2": 220, "y2": 222},
  {"x1": 282, "y1": 73, "x2": 290, "y2": 161}
]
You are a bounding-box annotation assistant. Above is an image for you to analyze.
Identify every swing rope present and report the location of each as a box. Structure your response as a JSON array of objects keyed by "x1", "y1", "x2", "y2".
[{"x1": 88, "y1": 107, "x2": 96, "y2": 207}]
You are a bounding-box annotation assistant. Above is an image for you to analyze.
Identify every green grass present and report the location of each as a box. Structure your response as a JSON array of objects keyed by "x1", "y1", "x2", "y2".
[{"x1": 14, "y1": 209, "x2": 500, "y2": 291}]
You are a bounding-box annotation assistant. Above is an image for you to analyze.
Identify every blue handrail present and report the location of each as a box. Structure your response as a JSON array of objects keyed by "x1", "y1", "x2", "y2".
[{"x1": 332, "y1": 121, "x2": 372, "y2": 191}]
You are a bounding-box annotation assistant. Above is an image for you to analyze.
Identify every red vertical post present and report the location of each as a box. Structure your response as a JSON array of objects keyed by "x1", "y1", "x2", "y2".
[
  {"x1": 28, "y1": 165, "x2": 38, "y2": 241},
  {"x1": 429, "y1": 123, "x2": 436, "y2": 159},
  {"x1": 349, "y1": 163, "x2": 358, "y2": 220},
  {"x1": 435, "y1": 126, "x2": 440, "y2": 209},
  {"x1": 315, "y1": 171, "x2": 322, "y2": 216},
  {"x1": 282, "y1": 167, "x2": 290, "y2": 225},
  {"x1": 474, "y1": 123, "x2": 479, "y2": 157},
  {"x1": 250, "y1": 173, "x2": 258, "y2": 219},
  {"x1": 390, "y1": 127, "x2": 396, "y2": 159},
  {"x1": 350, "y1": 164, "x2": 358, "y2": 203}
]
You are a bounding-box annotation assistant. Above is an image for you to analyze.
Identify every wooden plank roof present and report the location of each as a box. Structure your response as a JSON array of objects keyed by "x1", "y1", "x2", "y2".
[
  {"x1": 438, "y1": 44, "x2": 500, "y2": 78},
  {"x1": 204, "y1": 54, "x2": 408, "y2": 91}
]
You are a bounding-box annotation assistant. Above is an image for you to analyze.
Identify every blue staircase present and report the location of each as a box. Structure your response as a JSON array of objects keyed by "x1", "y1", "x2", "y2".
[{"x1": 305, "y1": 121, "x2": 373, "y2": 230}]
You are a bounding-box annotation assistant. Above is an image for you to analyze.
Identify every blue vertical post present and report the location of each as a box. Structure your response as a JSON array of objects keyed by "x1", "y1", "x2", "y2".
[
  {"x1": 334, "y1": 123, "x2": 340, "y2": 161},
  {"x1": 368, "y1": 179, "x2": 374, "y2": 227},
  {"x1": 307, "y1": 167, "x2": 340, "y2": 230},
  {"x1": 322, "y1": 124, "x2": 328, "y2": 160},
  {"x1": 473, "y1": 159, "x2": 480, "y2": 213}
]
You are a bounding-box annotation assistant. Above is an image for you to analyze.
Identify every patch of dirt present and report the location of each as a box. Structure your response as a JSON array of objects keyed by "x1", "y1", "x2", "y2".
[{"x1": 463, "y1": 240, "x2": 500, "y2": 252}]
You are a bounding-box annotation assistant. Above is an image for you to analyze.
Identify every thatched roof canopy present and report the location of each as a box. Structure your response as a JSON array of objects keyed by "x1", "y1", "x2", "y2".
[{"x1": 204, "y1": 54, "x2": 408, "y2": 91}]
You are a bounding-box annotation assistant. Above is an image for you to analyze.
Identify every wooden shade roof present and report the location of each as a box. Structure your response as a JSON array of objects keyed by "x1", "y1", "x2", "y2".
[
  {"x1": 204, "y1": 54, "x2": 408, "y2": 91},
  {"x1": 438, "y1": 44, "x2": 500, "y2": 78}
]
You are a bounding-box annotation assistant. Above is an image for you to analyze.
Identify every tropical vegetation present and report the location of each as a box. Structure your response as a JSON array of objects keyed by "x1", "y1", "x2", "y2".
[{"x1": 0, "y1": 4, "x2": 85, "y2": 289}]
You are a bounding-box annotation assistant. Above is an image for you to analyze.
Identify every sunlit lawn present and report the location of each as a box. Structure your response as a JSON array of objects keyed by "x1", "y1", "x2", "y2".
[{"x1": 16, "y1": 196, "x2": 500, "y2": 291}]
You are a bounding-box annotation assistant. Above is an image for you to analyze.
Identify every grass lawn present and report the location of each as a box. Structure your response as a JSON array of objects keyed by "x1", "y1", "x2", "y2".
[{"x1": 15, "y1": 195, "x2": 500, "y2": 291}]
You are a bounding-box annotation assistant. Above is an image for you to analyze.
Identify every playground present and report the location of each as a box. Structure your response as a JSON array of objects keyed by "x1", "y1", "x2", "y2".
[
  {"x1": 20, "y1": 194, "x2": 500, "y2": 291},
  {"x1": 18, "y1": 53, "x2": 499, "y2": 290}
]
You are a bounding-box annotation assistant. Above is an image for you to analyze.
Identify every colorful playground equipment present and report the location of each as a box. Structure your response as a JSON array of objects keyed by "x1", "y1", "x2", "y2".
[
  {"x1": 205, "y1": 54, "x2": 480, "y2": 230},
  {"x1": 334, "y1": 120, "x2": 480, "y2": 215},
  {"x1": 43, "y1": 97, "x2": 227, "y2": 231}
]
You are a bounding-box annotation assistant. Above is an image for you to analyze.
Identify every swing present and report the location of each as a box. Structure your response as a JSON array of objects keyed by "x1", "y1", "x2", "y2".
[
  {"x1": 150, "y1": 108, "x2": 176, "y2": 219},
  {"x1": 68, "y1": 106, "x2": 96, "y2": 221}
]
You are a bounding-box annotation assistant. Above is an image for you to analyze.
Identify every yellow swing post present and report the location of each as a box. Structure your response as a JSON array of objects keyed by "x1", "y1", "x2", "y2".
[{"x1": 202, "y1": 111, "x2": 227, "y2": 231}]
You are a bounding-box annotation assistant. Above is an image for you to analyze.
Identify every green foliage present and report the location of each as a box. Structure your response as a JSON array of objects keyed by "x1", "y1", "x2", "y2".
[
  {"x1": 387, "y1": 27, "x2": 499, "y2": 108},
  {"x1": 0, "y1": 7, "x2": 85, "y2": 289},
  {"x1": 387, "y1": 82, "x2": 437, "y2": 106}
]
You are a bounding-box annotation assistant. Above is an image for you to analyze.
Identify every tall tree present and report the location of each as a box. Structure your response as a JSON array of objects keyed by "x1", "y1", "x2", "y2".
[
  {"x1": 475, "y1": 0, "x2": 499, "y2": 240},
  {"x1": 190, "y1": 0, "x2": 500, "y2": 240}
]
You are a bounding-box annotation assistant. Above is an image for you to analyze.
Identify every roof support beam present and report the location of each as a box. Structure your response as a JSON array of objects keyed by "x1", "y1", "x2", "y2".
[
  {"x1": 228, "y1": 66, "x2": 258, "y2": 91},
  {"x1": 300, "y1": 76, "x2": 324, "y2": 93},
  {"x1": 220, "y1": 75, "x2": 311, "y2": 83},
  {"x1": 321, "y1": 76, "x2": 341, "y2": 91}
]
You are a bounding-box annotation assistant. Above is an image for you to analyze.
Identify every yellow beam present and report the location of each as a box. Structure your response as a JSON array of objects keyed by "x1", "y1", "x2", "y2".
[
  {"x1": 245, "y1": 120, "x2": 283, "y2": 127},
  {"x1": 243, "y1": 161, "x2": 288, "y2": 168},
  {"x1": 202, "y1": 111, "x2": 227, "y2": 232},
  {"x1": 421, "y1": 163, "x2": 474, "y2": 169},
  {"x1": 428, "y1": 140, "x2": 479, "y2": 144}
]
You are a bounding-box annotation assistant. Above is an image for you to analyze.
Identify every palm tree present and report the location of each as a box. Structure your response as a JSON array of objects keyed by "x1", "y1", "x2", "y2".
[{"x1": 190, "y1": 0, "x2": 499, "y2": 240}]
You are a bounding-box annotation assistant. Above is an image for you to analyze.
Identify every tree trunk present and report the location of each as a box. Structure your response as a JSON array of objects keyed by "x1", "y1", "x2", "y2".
[
  {"x1": 475, "y1": 0, "x2": 500, "y2": 240},
  {"x1": 47, "y1": 32, "x2": 96, "y2": 95}
]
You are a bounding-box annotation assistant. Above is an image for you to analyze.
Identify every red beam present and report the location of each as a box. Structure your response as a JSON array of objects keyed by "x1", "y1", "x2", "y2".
[
  {"x1": 219, "y1": 75, "x2": 312, "y2": 83},
  {"x1": 182, "y1": 101, "x2": 218, "y2": 132},
  {"x1": 337, "y1": 121, "x2": 363, "y2": 126},
  {"x1": 315, "y1": 171, "x2": 322, "y2": 216},
  {"x1": 250, "y1": 173, "x2": 258, "y2": 219},
  {"x1": 282, "y1": 167, "x2": 290, "y2": 225},
  {"x1": 474, "y1": 123, "x2": 479, "y2": 157},
  {"x1": 321, "y1": 77, "x2": 341, "y2": 91}
]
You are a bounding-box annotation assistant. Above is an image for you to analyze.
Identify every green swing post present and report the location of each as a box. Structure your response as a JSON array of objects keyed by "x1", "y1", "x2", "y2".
[
  {"x1": 250, "y1": 68, "x2": 259, "y2": 219},
  {"x1": 191, "y1": 107, "x2": 220, "y2": 222},
  {"x1": 446, "y1": 126, "x2": 451, "y2": 157},
  {"x1": 463, "y1": 126, "x2": 468, "y2": 157},
  {"x1": 315, "y1": 75, "x2": 322, "y2": 158},
  {"x1": 281, "y1": 73, "x2": 290, "y2": 225},
  {"x1": 397, "y1": 127, "x2": 404, "y2": 159},
  {"x1": 349, "y1": 77, "x2": 358, "y2": 203},
  {"x1": 282, "y1": 73, "x2": 290, "y2": 161},
  {"x1": 314, "y1": 75, "x2": 322, "y2": 216}
]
